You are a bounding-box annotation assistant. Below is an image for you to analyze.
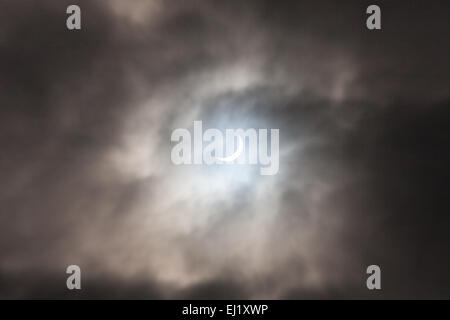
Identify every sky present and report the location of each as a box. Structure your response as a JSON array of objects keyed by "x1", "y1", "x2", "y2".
[{"x1": 0, "y1": 0, "x2": 449, "y2": 299}]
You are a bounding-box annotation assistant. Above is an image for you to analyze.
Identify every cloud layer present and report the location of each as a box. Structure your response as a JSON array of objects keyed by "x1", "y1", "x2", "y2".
[{"x1": 0, "y1": 0, "x2": 449, "y2": 299}]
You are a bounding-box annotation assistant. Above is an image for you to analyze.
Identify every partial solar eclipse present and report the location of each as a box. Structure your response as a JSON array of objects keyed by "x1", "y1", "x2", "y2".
[{"x1": 216, "y1": 135, "x2": 244, "y2": 162}]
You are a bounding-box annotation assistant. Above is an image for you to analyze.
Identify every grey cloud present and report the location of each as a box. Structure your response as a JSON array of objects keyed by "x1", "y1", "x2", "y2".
[{"x1": 0, "y1": 0, "x2": 449, "y2": 299}]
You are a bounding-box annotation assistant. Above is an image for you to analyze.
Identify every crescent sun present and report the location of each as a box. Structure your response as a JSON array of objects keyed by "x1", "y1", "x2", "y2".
[{"x1": 215, "y1": 135, "x2": 244, "y2": 162}]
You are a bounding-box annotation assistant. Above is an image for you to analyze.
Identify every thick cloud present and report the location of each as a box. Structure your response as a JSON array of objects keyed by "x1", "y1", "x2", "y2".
[{"x1": 0, "y1": 0, "x2": 449, "y2": 299}]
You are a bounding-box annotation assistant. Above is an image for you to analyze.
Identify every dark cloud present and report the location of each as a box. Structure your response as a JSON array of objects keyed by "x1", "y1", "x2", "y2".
[
  {"x1": 0, "y1": 270, "x2": 162, "y2": 299},
  {"x1": 0, "y1": 0, "x2": 449, "y2": 299}
]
